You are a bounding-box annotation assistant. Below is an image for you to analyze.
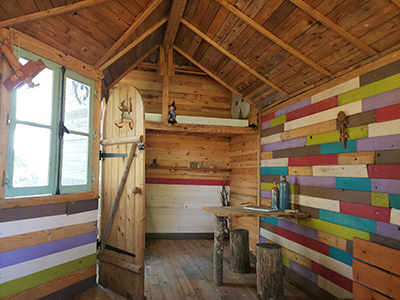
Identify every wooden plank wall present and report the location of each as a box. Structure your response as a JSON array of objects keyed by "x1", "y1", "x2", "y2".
[
  {"x1": 229, "y1": 134, "x2": 259, "y2": 253},
  {"x1": 120, "y1": 70, "x2": 232, "y2": 118},
  {"x1": 259, "y1": 60, "x2": 400, "y2": 299}
]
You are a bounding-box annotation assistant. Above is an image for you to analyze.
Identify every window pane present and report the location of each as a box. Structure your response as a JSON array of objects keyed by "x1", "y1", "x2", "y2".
[
  {"x1": 64, "y1": 77, "x2": 90, "y2": 133},
  {"x1": 13, "y1": 124, "x2": 50, "y2": 187},
  {"x1": 61, "y1": 134, "x2": 88, "y2": 186},
  {"x1": 15, "y1": 65, "x2": 53, "y2": 125}
]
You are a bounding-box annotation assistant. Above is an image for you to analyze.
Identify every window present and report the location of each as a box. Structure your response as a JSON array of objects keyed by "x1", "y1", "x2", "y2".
[{"x1": 5, "y1": 48, "x2": 94, "y2": 198}]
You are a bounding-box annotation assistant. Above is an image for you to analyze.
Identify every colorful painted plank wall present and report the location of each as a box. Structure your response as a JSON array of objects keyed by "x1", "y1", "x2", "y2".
[
  {"x1": 145, "y1": 132, "x2": 230, "y2": 234},
  {"x1": 259, "y1": 60, "x2": 400, "y2": 299},
  {"x1": 0, "y1": 199, "x2": 98, "y2": 299}
]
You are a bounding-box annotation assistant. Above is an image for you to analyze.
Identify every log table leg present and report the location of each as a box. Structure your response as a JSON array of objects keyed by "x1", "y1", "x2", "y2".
[
  {"x1": 230, "y1": 229, "x2": 251, "y2": 273},
  {"x1": 213, "y1": 215, "x2": 225, "y2": 285}
]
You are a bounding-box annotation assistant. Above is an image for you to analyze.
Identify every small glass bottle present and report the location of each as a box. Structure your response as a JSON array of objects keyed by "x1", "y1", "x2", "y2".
[
  {"x1": 271, "y1": 182, "x2": 279, "y2": 209},
  {"x1": 279, "y1": 175, "x2": 290, "y2": 210}
]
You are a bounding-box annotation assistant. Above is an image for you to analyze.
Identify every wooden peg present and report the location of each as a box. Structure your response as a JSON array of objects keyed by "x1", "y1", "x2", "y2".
[{"x1": 132, "y1": 187, "x2": 141, "y2": 194}]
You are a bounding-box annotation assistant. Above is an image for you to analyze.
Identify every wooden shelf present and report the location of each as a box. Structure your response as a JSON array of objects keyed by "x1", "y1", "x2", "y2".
[{"x1": 203, "y1": 206, "x2": 310, "y2": 219}]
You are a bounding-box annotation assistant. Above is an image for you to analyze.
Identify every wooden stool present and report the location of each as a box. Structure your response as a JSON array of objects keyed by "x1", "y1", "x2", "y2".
[
  {"x1": 229, "y1": 229, "x2": 251, "y2": 273},
  {"x1": 256, "y1": 243, "x2": 284, "y2": 300}
]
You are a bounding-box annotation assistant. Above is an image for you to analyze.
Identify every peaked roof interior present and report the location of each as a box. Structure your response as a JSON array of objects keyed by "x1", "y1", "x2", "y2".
[{"x1": 1, "y1": 0, "x2": 400, "y2": 109}]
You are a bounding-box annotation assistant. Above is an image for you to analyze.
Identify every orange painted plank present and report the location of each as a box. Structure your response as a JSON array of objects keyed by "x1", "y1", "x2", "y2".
[{"x1": 353, "y1": 281, "x2": 390, "y2": 300}]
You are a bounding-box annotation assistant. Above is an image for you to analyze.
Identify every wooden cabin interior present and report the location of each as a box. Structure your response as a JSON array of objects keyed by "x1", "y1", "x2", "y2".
[{"x1": 1, "y1": 0, "x2": 400, "y2": 299}]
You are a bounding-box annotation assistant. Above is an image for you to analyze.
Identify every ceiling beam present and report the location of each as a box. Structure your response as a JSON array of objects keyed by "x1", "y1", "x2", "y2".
[
  {"x1": 290, "y1": 0, "x2": 378, "y2": 56},
  {"x1": 181, "y1": 19, "x2": 289, "y2": 96},
  {"x1": 163, "y1": 0, "x2": 187, "y2": 46},
  {"x1": 391, "y1": 0, "x2": 400, "y2": 9},
  {"x1": 94, "y1": 0, "x2": 163, "y2": 69},
  {"x1": 173, "y1": 45, "x2": 258, "y2": 107},
  {"x1": 215, "y1": 0, "x2": 331, "y2": 76},
  {"x1": 99, "y1": 17, "x2": 167, "y2": 70},
  {"x1": 0, "y1": 0, "x2": 112, "y2": 28}
]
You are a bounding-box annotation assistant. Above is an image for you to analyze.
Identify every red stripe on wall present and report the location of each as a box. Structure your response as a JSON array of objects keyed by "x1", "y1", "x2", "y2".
[
  {"x1": 376, "y1": 103, "x2": 400, "y2": 122},
  {"x1": 261, "y1": 112, "x2": 275, "y2": 123},
  {"x1": 311, "y1": 261, "x2": 353, "y2": 292},
  {"x1": 340, "y1": 202, "x2": 390, "y2": 222},
  {"x1": 289, "y1": 154, "x2": 338, "y2": 166},
  {"x1": 274, "y1": 226, "x2": 329, "y2": 256},
  {"x1": 286, "y1": 96, "x2": 338, "y2": 122},
  {"x1": 368, "y1": 165, "x2": 400, "y2": 180},
  {"x1": 145, "y1": 178, "x2": 230, "y2": 186}
]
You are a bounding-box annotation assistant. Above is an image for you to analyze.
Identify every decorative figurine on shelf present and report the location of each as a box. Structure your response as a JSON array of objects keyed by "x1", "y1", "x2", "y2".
[
  {"x1": 279, "y1": 175, "x2": 290, "y2": 210},
  {"x1": 168, "y1": 101, "x2": 177, "y2": 126},
  {"x1": 337, "y1": 111, "x2": 347, "y2": 149},
  {"x1": 271, "y1": 182, "x2": 279, "y2": 209}
]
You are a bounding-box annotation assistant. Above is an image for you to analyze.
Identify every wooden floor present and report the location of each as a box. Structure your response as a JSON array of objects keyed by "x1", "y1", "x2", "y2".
[{"x1": 144, "y1": 239, "x2": 314, "y2": 300}]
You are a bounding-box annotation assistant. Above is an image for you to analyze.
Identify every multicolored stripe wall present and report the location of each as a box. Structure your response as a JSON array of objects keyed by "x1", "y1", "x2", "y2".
[
  {"x1": 259, "y1": 60, "x2": 400, "y2": 299},
  {"x1": 0, "y1": 199, "x2": 98, "y2": 299}
]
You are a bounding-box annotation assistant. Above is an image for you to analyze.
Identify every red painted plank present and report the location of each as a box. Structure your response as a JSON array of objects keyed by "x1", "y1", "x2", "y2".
[
  {"x1": 340, "y1": 202, "x2": 390, "y2": 223},
  {"x1": 376, "y1": 103, "x2": 400, "y2": 122},
  {"x1": 145, "y1": 178, "x2": 230, "y2": 186},
  {"x1": 274, "y1": 226, "x2": 330, "y2": 256},
  {"x1": 261, "y1": 112, "x2": 275, "y2": 123},
  {"x1": 312, "y1": 261, "x2": 353, "y2": 292},
  {"x1": 288, "y1": 154, "x2": 338, "y2": 166},
  {"x1": 286, "y1": 96, "x2": 338, "y2": 122},
  {"x1": 368, "y1": 165, "x2": 400, "y2": 179}
]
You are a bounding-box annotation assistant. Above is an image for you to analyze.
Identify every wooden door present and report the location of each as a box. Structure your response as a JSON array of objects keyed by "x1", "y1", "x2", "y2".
[{"x1": 99, "y1": 84, "x2": 145, "y2": 300}]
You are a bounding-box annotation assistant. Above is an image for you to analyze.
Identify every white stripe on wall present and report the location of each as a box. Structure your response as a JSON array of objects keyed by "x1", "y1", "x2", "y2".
[
  {"x1": 310, "y1": 78, "x2": 360, "y2": 104},
  {"x1": 312, "y1": 165, "x2": 368, "y2": 178},
  {"x1": 261, "y1": 158, "x2": 289, "y2": 167},
  {"x1": 290, "y1": 194, "x2": 340, "y2": 212},
  {"x1": 369, "y1": 119, "x2": 400, "y2": 138}
]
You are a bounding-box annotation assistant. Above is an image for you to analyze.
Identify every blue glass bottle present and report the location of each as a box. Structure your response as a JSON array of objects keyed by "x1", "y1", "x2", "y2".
[
  {"x1": 279, "y1": 175, "x2": 290, "y2": 210},
  {"x1": 271, "y1": 182, "x2": 279, "y2": 209}
]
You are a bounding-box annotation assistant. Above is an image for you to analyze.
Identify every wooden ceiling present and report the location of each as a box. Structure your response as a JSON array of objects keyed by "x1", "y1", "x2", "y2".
[{"x1": 1, "y1": 0, "x2": 399, "y2": 109}]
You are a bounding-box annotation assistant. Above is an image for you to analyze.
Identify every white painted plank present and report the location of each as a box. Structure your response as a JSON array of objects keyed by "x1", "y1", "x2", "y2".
[
  {"x1": 317, "y1": 276, "x2": 353, "y2": 299},
  {"x1": 0, "y1": 210, "x2": 98, "y2": 238},
  {"x1": 368, "y1": 119, "x2": 400, "y2": 138},
  {"x1": 284, "y1": 101, "x2": 362, "y2": 131},
  {"x1": 145, "y1": 113, "x2": 249, "y2": 127},
  {"x1": 260, "y1": 228, "x2": 352, "y2": 279},
  {"x1": 311, "y1": 77, "x2": 359, "y2": 104},
  {"x1": 0, "y1": 242, "x2": 96, "y2": 284},
  {"x1": 290, "y1": 194, "x2": 340, "y2": 212},
  {"x1": 261, "y1": 133, "x2": 281, "y2": 145},
  {"x1": 312, "y1": 165, "x2": 368, "y2": 177},
  {"x1": 261, "y1": 158, "x2": 289, "y2": 167},
  {"x1": 390, "y1": 208, "x2": 400, "y2": 226}
]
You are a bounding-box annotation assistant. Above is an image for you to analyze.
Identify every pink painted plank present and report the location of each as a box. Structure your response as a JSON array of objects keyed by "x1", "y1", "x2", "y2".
[
  {"x1": 340, "y1": 202, "x2": 390, "y2": 223},
  {"x1": 261, "y1": 112, "x2": 275, "y2": 123},
  {"x1": 368, "y1": 165, "x2": 400, "y2": 179},
  {"x1": 362, "y1": 88, "x2": 400, "y2": 112},
  {"x1": 275, "y1": 97, "x2": 311, "y2": 117},
  {"x1": 145, "y1": 178, "x2": 230, "y2": 186},
  {"x1": 289, "y1": 154, "x2": 338, "y2": 166},
  {"x1": 312, "y1": 261, "x2": 353, "y2": 292},
  {"x1": 357, "y1": 134, "x2": 400, "y2": 151},
  {"x1": 376, "y1": 103, "x2": 400, "y2": 122},
  {"x1": 286, "y1": 96, "x2": 338, "y2": 122}
]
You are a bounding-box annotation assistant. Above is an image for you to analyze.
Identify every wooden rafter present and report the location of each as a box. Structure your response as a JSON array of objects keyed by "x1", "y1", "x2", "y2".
[
  {"x1": 181, "y1": 19, "x2": 289, "y2": 96},
  {"x1": 163, "y1": 0, "x2": 187, "y2": 46},
  {"x1": 94, "y1": 0, "x2": 163, "y2": 69},
  {"x1": 100, "y1": 17, "x2": 167, "y2": 71},
  {"x1": 0, "y1": 0, "x2": 111, "y2": 28},
  {"x1": 173, "y1": 45, "x2": 258, "y2": 107},
  {"x1": 391, "y1": 0, "x2": 400, "y2": 9},
  {"x1": 106, "y1": 44, "x2": 159, "y2": 90},
  {"x1": 253, "y1": 88, "x2": 276, "y2": 103},
  {"x1": 215, "y1": 0, "x2": 331, "y2": 76},
  {"x1": 290, "y1": 0, "x2": 378, "y2": 56}
]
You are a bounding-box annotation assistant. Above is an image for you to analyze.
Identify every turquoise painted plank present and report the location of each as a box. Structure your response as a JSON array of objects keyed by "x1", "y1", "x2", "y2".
[
  {"x1": 336, "y1": 177, "x2": 371, "y2": 192},
  {"x1": 260, "y1": 167, "x2": 288, "y2": 176},
  {"x1": 329, "y1": 246, "x2": 353, "y2": 266},
  {"x1": 320, "y1": 140, "x2": 357, "y2": 155},
  {"x1": 389, "y1": 194, "x2": 400, "y2": 209},
  {"x1": 319, "y1": 210, "x2": 376, "y2": 233},
  {"x1": 260, "y1": 217, "x2": 279, "y2": 226}
]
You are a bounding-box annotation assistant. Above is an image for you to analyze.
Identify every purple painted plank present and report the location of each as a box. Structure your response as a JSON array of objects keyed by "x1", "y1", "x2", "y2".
[
  {"x1": 289, "y1": 260, "x2": 318, "y2": 284},
  {"x1": 260, "y1": 236, "x2": 266, "y2": 243},
  {"x1": 261, "y1": 190, "x2": 272, "y2": 199},
  {"x1": 362, "y1": 88, "x2": 400, "y2": 112},
  {"x1": 376, "y1": 221, "x2": 400, "y2": 241},
  {"x1": 261, "y1": 120, "x2": 271, "y2": 130},
  {"x1": 371, "y1": 178, "x2": 400, "y2": 195},
  {"x1": 285, "y1": 175, "x2": 337, "y2": 188},
  {"x1": 263, "y1": 137, "x2": 307, "y2": 152},
  {"x1": 357, "y1": 134, "x2": 400, "y2": 151},
  {"x1": 275, "y1": 97, "x2": 311, "y2": 117},
  {"x1": 278, "y1": 219, "x2": 319, "y2": 240},
  {"x1": 0, "y1": 231, "x2": 97, "y2": 268}
]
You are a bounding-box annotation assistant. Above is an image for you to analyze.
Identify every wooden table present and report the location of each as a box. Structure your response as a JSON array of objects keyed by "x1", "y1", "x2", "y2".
[{"x1": 202, "y1": 206, "x2": 310, "y2": 286}]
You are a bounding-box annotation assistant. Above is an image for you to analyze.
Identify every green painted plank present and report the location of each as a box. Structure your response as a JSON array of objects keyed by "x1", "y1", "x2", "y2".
[
  {"x1": 261, "y1": 182, "x2": 274, "y2": 191},
  {"x1": 338, "y1": 73, "x2": 400, "y2": 106},
  {"x1": 371, "y1": 192, "x2": 389, "y2": 207},
  {"x1": 271, "y1": 115, "x2": 286, "y2": 128},
  {"x1": 347, "y1": 125, "x2": 368, "y2": 140},
  {"x1": 298, "y1": 218, "x2": 370, "y2": 241},
  {"x1": 306, "y1": 126, "x2": 368, "y2": 146},
  {"x1": 260, "y1": 182, "x2": 299, "y2": 194},
  {"x1": 290, "y1": 184, "x2": 299, "y2": 195},
  {"x1": 282, "y1": 256, "x2": 290, "y2": 268},
  {"x1": 0, "y1": 254, "x2": 96, "y2": 298}
]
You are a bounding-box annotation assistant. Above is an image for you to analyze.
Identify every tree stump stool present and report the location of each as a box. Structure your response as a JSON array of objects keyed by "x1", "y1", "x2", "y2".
[
  {"x1": 230, "y1": 229, "x2": 251, "y2": 273},
  {"x1": 256, "y1": 243, "x2": 284, "y2": 300}
]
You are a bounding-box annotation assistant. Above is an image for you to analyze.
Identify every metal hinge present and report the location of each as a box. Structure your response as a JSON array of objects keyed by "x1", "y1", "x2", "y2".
[
  {"x1": 91, "y1": 172, "x2": 96, "y2": 183},
  {"x1": 137, "y1": 142, "x2": 144, "y2": 152},
  {"x1": 94, "y1": 90, "x2": 98, "y2": 98},
  {"x1": 93, "y1": 131, "x2": 97, "y2": 140},
  {"x1": 2, "y1": 171, "x2": 8, "y2": 187},
  {"x1": 6, "y1": 114, "x2": 11, "y2": 125}
]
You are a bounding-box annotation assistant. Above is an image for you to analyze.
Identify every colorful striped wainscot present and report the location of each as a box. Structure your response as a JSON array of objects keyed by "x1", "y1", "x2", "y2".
[
  {"x1": 260, "y1": 167, "x2": 288, "y2": 175},
  {"x1": 286, "y1": 96, "x2": 338, "y2": 122},
  {"x1": 376, "y1": 103, "x2": 400, "y2": 122},
  {"x1": 319, "y1": 210, "x2": 376, "y2": 233},
  {"x1": 368, "y1": 165, "x2": 400, "y2": 180},
  {"x1": 340, "y1": 202, "x2": 390, "y2": 222},
  {"x1": 289, "y1": 154, "x2": 338, "y2": 166}
]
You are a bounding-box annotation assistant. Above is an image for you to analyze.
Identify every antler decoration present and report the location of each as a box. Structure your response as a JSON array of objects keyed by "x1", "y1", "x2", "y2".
[
  {"x1": 115, "y1": 97, "x2": 134, "y2": 129},
  {"x1": 337, "y1": 111, "x2": 347, "y2": 149}
]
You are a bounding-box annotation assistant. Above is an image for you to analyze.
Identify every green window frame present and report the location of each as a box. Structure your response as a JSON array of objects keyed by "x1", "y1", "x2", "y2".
[{"x1": 5, "y1": 48, "x2": 94, "y2": 198}]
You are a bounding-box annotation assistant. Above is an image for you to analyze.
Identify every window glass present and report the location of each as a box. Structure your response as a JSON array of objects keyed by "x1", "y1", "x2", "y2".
[
  {"x1": 61, "y1": 134, "x2": 88, "y2": 186},
  {"x1": 64, "y1": 77, "x2": 90, "y2": 133}
]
